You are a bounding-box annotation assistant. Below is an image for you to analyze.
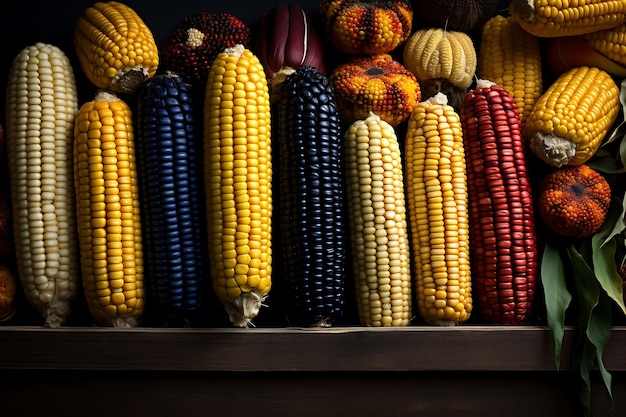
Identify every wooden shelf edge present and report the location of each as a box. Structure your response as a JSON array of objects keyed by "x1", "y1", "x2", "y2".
[{"x1": 2, "y1": 325, "x2": 625, "y2": 372}]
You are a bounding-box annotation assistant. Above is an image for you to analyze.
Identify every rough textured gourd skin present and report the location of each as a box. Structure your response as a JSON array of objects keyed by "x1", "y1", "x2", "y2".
[
  {"x1": 538, "y1": 164, "x2": 611, "y2": 239},
  {"x1": 319, "y1": 0, "x2": 413, "y2": 55},
  {"x1": 161, "y1": 12, "x2": 251, "y2": 92},
  {"x1": 329, "y1": 53, "x2": 421, "y2": 127}
]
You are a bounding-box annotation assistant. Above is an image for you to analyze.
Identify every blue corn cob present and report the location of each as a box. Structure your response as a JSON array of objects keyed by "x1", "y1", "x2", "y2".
[
  {"x1": 136, "y1": 72, "x2": 209, "y2": 326},
  {"x1": 272, "y1": 66, "x2": 347, "y2": 327}
]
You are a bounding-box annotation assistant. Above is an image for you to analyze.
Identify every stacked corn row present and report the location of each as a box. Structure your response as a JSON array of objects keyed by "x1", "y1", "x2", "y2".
[
  {"x1": 344, "y1": 113, "x2": 412, "y2": 327},
  {"x1": 203, "y1": 44, "x2": 273, "y2": 327},
  {"x1": 135, "y1": 72, "x2": 208, "y2": 327},
  {"x1": 5, "y1": 42, "x2": 80, "y2": 327},
  {"x1": 272, "y1": 66, "x2": 346, "y2": 327},
  {"x1": 460, "y1": 80, "x2": 538, "y2": 325},
  {"x1": 74, "y1": 90, "x2": 145, "y2": 327},
  {"x1": 404, "y1": 93, "x2": 472, "y2": 326}
]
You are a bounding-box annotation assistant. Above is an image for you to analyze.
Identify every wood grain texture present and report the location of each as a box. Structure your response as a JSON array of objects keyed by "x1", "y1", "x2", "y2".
[{"x1": 1, "y1": 326, "x2": 626, "y2": 372}]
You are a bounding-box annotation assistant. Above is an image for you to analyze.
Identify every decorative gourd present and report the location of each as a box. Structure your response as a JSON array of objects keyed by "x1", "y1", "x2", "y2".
[
  {"x1": 74, "y1": 1, "x2": 159, "y2": 94},
  {"x1": 161, "y1": 12, "x2": 251, "y2": 91},
  {"x1": 412, "y1": 0, "x2": 499, "y2": 33},
  {"x1": 254, "y1": 4, "x2": 326, "y2": 91},
  {"x1": 0, "y1": 265, "x2": 17, "y2": 324},
  {"x1": 537, "y1": 164, "x2": 611, "y2": 239},
  {"x1": 403, "y1": 27, "x2": 477, "y2": 109},
  {"x1": 319, "y1": 0, "x2": 413, "y2": 55},
  {"x1": 329, "y1": 53, "x2": 421, "y2": 126}
]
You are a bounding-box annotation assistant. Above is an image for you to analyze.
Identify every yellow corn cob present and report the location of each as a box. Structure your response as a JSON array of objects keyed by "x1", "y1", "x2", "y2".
[
  {"x1": 73, "y1": 1, "x2": 159, "y2": 94},
  {"x1": 404, "y1": 92, "x2": 472, "y2": 325},
  {"x1": 509, "y1": 0, "x2": 626, "y2": 37},
  {"x1": 344, "y1": 112, "x2": 412, "y2": 327},
  {"x1": 582, "y1": 23, "x2": 626, "y2": 67},
  {"x1": 477, "y1": 15, "x2": 543, "y2": 124},
  {"x1": 203, "y1": 44, "x2": 272, "y2": 327},
  {"x1": 5, "y1": 42, "x2": 80, "y2": 327},
  {"x1": 74, "y1": 90, "x2": 144, "y2": 327},
  {"x1": 524, "y1": 66, "x2": 620, "y2": 167}
]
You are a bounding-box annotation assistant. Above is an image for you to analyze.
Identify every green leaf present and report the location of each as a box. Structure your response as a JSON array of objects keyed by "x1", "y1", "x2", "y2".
[
  {"x1": 604, "y1": 78, "x2": 626, "y2": 147},
  {"x1": 587, "y1": 148, "x2": 624, "y2": 174},
  {"x1": 593, "y1": 198, "x2": 626, "y2": 314},
  {"x1": 593, "y1": 233, "x2": 626, "y2": 314},
  {"x1": 541, "y1": 240, "x2": 572, "y2": 369},
  {"x1": 587, "y1": 291, "x2": 614, "y2": 408},
  {"x1": 599, "y1": 195, "x2": 626, "y2": 248},
  {"x1": 567, "y1": 243, "x2": 600, "y2": 417}
]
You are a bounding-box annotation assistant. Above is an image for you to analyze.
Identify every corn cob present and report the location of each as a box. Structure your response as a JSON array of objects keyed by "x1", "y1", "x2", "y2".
[
  {"x1": 5, "y1": 42, "x2": 80, "y2": 327},
  {"x1": 524, "y1": 66, "x2": 620, "y2": 167},
  {"x1": 477, "y1": 15, "x2": 543, "y2": 124},
  {"x1": 404, "y1": 93, "x2": 472, "y2": 326},
  {"x1": 345, "y1": 112, "x2": 412, "y2": 326},
  {"x1": 272, "y1": 66, "x2": 346, "y2": 327},
  {"x1": 460, "y1": 79, "x2": 538, "y2": 324},
  {"x1": 74, "y1": 90, "x2": 144, "y2": 327},
  {"x1": 509, "y1": 0, "x2": 626, "y2": 37},
  {"x1": 73, "y1": 1, "x2": 159, "y2": 94},
  {"x1": 203, "y1": 44, "x2": 272, "y2": 327},
  {"x1": 136, "y1": 72, "x2": 209, "y2": 327},
  {"x1": 161, "y1": 12, "x2": 251, "y2": 92},
  {"x1": 582, "y1": 23, "x2": 626, "y2": 67}
]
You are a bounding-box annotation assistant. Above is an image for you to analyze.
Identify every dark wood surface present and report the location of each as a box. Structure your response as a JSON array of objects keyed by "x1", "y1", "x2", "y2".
[
  {"x1": 1, "y1": 326, "x2": 625, "y2": 417},
  {"x1": 3, "y1": 325, "x2": 626, "y2": 372}
]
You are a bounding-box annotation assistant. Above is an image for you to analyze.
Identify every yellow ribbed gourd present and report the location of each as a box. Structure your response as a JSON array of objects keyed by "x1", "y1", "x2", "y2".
[
  {"x1": 344, "y1": 112, "x2": 412, "y2": 327},
  {"x1": 478, "y1": 15, "x2": 543, "y2": 124},
  {"x1": 509, "y1": 0, "x2": 626, "y2": 37},
  {"x1": 525, "y1": 66, "x2": 620, "y2": 167},
  {"x1": 203, "y1": 44, "x2": 272, "y2": 327},
  {"x1": 5, "y1": 42, "x2": 80, "y2": 327},
  {"x1": 403, "y1": 27, "x2": 477, "y2": 90},
  {"x1": 73, "y1": 1, "x2": 159, "y2": 94},
  {"x1": 74, "y1": 90, "x2": 145, "y2": 327},
  {"x1": 404, "y1": 93, "x2": 472, "y2": 326}
]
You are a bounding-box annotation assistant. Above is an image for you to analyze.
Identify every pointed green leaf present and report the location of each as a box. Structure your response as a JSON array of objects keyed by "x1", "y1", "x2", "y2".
[
  {"x1": 599, "y1": 195, "x2": 626, "y2": 248},
  {"x1": 593, "y1": 198, "x2": 626, "y2": 314},
  {"x1": 571, "y1": 333, "x2": 595, "y2": 417},
  {"x1": 587, "y1": 291, "x2": 614, "y2": 408},
  {"x1": 567, "y1": 244, "x2": 600, "y2": 417},
  {"x1": 593, "y1": 233, "x2": 626, "y2": 314},
  {"x1": 542, "y1": 240, "x2": 572, "y2": 369}
]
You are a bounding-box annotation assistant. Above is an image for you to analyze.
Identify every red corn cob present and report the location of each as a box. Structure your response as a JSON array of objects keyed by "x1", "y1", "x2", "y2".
[{"x1": 460, "y1": 79, "x2": 538, "y2": 325}]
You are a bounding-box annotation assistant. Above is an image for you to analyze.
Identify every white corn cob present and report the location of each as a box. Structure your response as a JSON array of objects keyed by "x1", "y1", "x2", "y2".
[{"x1": 5, "y1": 42, "x2": 80, "y2": 326}]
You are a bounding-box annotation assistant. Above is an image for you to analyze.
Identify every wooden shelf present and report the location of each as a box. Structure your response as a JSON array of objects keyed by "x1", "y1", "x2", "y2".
[
  {"x1": 1, "y1": 325, "x2": 625, "y2": 417},
  {"x1": 2, "y1": 325, "x2": 626, "y2": 372}
]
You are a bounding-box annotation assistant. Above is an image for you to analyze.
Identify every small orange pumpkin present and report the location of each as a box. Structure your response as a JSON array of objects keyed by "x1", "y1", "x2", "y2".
[
  {"x1": 319, "y1": 0, "x2": 413, "y2": 55},
  {"x1": 329, "y1": 53, "x2": 421, "y2": 126},
  {"x1": 538, "y1": 164, "x2": 611, "y2": 238}
]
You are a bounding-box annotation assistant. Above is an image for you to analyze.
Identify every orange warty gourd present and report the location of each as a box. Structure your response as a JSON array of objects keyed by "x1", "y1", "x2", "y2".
[
  {"x1": 319, "y1": 0, "x2": 413, "y2": 55},
  {"x1": 538, "y1": 164, "x2": 611, "y2": 239},
  {"x1": 0, "y1": 265, "x2": 17, "y2": 324},
  {"x1": 329, "y1": 53, "x2": 421, "y2": 126}
]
